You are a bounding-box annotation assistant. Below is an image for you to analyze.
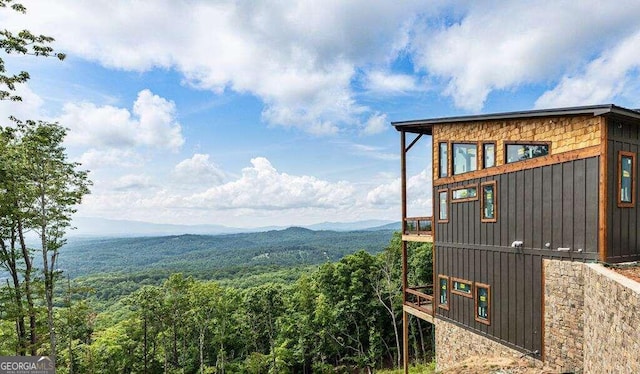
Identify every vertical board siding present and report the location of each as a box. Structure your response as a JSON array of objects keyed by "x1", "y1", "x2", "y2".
[
  {"x1": 435, "y1": 245, "x2": 543, "y2": 354},
  {"x1": 607, "y1": 118, "x2": 640, "y2": 262},
  {"x1": 435, "y1": 156, "x2": 600, "y2": 253}
]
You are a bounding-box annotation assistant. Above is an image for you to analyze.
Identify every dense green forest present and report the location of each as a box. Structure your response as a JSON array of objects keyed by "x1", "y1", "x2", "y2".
[{"x1": 0, "y1": 231, "x2": 434, "y2": 373}]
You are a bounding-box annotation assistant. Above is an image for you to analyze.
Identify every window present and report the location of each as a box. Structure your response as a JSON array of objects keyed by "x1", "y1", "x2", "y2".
[
  {"x1": 438, "y1": 275, "x2": 449, "y2": 310},
  {"x1": 439, "y1": 142, "x2": 448, "y2": 178},
  {"x1": 483, "y1": 142, "x2": 495, "y2": 168},
  {"x1": 451, "y1": 277, "x2": 472, "y2": 297},
  {"x1": 451, "y1": 185, "x2": 478, "y2": 202},
  {"x1": 481, "y1": 181, "x2": 497, "y2": 222},
  {"x1": 505, "y1": 143, "x2": 549, "y2": 163},
  {"x1": 619, "y1": 151, "x2": 636, "y2": 207},
  {"x1": 452, "y1": 143, "x2": 477, "y2": 175},
  {"x1": 475, "y1": 283, "x2": 491, "y2": 325},
  {"x1": 438, "y1": 189, "x2": 449, "y2": 222}
]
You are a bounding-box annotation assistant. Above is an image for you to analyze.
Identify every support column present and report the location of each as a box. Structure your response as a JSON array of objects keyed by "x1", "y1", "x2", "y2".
[{"x1": 403, "y1": 311, "x2": 409, "y2": 374}]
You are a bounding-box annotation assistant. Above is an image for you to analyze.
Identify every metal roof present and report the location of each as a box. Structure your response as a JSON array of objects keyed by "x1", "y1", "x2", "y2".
[{"x1": 392, "y1": 104, "x2": 640, "y2": 134}]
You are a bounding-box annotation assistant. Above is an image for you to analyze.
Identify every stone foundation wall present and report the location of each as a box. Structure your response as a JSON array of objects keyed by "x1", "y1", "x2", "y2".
[
  {"x1": 543, "y1": 259, "x2": 585, "y2": 373},
  {"x1": 583, "y1": 264, "x2": 640, "y2": 373},
  {"x1": 434, "y1": 318, "x2": 542, "y2": 372}
]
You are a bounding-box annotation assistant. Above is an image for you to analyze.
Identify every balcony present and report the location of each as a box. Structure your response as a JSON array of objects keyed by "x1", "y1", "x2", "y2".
[
  {"x1": 402, "y1": 216, "x2": 433, "y2": 243},
  {"x1": 403, "y1": 285, "x2": 434, "y2": 323}
]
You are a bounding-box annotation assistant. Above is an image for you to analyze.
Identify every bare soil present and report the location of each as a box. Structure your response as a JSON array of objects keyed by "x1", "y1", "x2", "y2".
[
  {"x1": 611, "y1": 264, "x2": 640, "y2": 284},
  {"x1": 438, "y1": 356, "x2": 555, "y2": 374}
]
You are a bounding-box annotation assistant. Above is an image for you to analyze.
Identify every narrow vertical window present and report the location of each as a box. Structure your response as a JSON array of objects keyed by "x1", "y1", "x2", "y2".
[
  {"x1": 452, "y1": 143, "x2": 478, "y2": 175},
  {"x1": 438, "y1": 189, "x2": 448, "y2": 222},
  {"x1": 475, "y1": 283, "x2": 490, "y2": 325},
  {"x1": 619, "y1": 151, "x2": 636, "y2": 207},
  {"x1": 438, "y1": 275, "x2": 449, "y2": 310},
  {"x1": 481, "y1": 181, "x2": 497, "y2": 222},
  {"x1": 483, "y1": 142, "x2": 495, "y2": 168},
  {"x1": 439, "y1": 142, "x2": 448, "y2": 178}
]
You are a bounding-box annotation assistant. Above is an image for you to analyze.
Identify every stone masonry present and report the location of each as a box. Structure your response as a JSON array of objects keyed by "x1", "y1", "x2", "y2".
[
  {"x1": 436, "y1": 260, "x2": 640, "y2": 373},
  {"x1": 543, "y1": 259, "x2": 585, "y2": 373},
  {"x1": 434, "y1": 318, "x2": 543, "y2": 372},
  {"x1": 432, "y1": 115, "x2": 602, "y2": 182},
  {"x1": 583, "y1": 264, "x2": 640, "y2": 374}
]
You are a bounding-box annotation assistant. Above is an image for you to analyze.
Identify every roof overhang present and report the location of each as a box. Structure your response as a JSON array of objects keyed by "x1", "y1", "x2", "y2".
[{"x1": 392, "y1": 104, "x2": 640, "y2": 134}]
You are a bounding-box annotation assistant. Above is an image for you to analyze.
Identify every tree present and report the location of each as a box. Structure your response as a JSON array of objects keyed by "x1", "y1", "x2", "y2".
[{"x1": 0, "y1": 0, "x2": 65, "y2": 102}]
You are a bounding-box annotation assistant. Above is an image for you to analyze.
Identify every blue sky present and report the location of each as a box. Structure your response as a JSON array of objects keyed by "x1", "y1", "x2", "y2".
[{"x1": 1, "y1": 0, "x2": 640, "y2": 228}]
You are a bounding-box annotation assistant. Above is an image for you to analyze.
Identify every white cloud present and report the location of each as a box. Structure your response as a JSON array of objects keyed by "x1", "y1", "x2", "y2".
[
  {"x1": 173, "y1": 153, "x2": 225, "y2": 185},
  {"x1": 3, "y1": 0, "x2": 433, "y2": 134},
  {"x1": 366, "y1": 168, "x2": 432, "y2": 215},
  {"x1": 411, "y1": 1, "x2": 640, "y2": 111},
  {"x1": 76, "y1": 148, "x2": 143, "y2": 169},
  {"x1": 0, "y1": 84, "x2": 45, "y2": 122},
  {"x1": 351, "y1": 143, "x2": 397, "y2": 161},
  {"x1": 112, "y1": 174, "x2": 154, "y2": 191},
  {"x1": 364, "y1": 71, "x2": 419, "y2": 94},
  {"x1": 362, "y1": 113, "x2": 388, "y2": 135},
  {"x1": 535, "y1": 29, "x2": 640, "y2": 108},
  {"x1": 61, "y1": 89, "x2": 184, "y2": 151},
  {"x1": 188, "y1": 157, "x2": 355, "y2": 210}
]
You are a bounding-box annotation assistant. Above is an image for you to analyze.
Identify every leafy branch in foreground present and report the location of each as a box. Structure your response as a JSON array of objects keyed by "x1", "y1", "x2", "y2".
[{"x1": 0, "y1": 0, "x2": 65, "y2": 101}]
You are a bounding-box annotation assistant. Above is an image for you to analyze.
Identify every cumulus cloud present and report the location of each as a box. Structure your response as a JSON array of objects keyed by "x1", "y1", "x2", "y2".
[
  {"x1": 535, "y1": 29, "x2": 640, "y2": 108},
  {"x1": 2, "y1": 0, "x2": 432, "y2": 134},
  {"x1": 364, "y1": 71, "x2": 419, "y2": 94},
  {"x1": 362, "y1": 113, "x2": 388, "y2": 135},
  {"x1": 173, "y1": 154, "x2": 225, "y2": 185},
  {"x1": 188, "y1": 157, "x2": 355, "y2": 210},
  {"x1": 0, "y1": 84, "x2": 44, "y2": 122},
  {"x1": 367, "y1": 169, "x2": 432, "y2": 215},
  {"x1": 61, "y1": 89, "x2": 184, "y2": 151},
  {"x1": 411, "y1": 1, "x2": 640, "y2": 111},
  {"x1": 112, "y1": 174, "x2": 154, "y2": 191},
  {"x1": 76, "y1": 148, "x2": 144, "y2": 169}
]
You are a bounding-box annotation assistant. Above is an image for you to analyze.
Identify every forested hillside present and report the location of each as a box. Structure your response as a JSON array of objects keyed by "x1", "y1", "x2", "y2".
[{"x1": 1, "y1": 228, "x2": 435, "y2": 373}]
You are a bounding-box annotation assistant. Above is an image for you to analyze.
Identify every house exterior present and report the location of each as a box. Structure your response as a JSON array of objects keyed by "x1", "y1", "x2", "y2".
[{"x1": 393, "y1": 104, "x2": 640, "y2": 372}]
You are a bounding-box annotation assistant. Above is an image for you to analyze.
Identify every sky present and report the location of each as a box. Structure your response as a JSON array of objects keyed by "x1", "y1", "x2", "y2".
[{"x1": 1, "y1": 0, "x2": 640, "y2": 229}]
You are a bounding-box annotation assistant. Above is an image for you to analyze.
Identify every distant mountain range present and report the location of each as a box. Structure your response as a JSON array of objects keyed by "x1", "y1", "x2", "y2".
[{"x1": 71, "y1": 217, "x2": 399, "y2": 237}]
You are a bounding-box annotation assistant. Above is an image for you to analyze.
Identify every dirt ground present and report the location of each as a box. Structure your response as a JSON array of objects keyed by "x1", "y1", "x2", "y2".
[
  {"x1": 610, "y1": 263, "x2": 640, "y2": 283},
  {"x1": 438, "y1": 357, "x2": 554, "y2": 374}
]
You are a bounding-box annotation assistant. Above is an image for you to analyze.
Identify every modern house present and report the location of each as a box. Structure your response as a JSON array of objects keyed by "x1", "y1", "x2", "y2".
[{"x1": 393, "y1": 104, "x2": 640, "y2": 372}]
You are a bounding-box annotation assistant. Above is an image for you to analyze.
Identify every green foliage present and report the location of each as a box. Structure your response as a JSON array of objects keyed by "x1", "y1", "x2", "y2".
[{"x1": 0, "y1": 0, "x2": 65, "y2": 101}]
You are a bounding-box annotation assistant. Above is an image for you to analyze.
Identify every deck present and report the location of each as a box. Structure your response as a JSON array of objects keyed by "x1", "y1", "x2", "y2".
[
  {"x1": 403, "y1": 216, "x2": 433, "y2": 243},
  {"x1": 403, "y1": 285, "x2": 434, "y2": 324}
]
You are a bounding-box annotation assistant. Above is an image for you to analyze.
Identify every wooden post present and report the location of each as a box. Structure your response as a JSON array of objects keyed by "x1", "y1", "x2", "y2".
[{"x1": 403, "y1": 311, "x2": 409, "y2": 374}]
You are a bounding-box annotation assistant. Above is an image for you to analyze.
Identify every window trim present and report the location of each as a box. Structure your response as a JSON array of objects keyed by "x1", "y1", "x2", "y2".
[
  {"x1": 452, "y1": 142, "x2": 479, "y2": 175},
  {"x1": 474, "y1": 282, "x2": 491, "y2": 325},
  {"x1": 480, "y1": 181, "x2": 498, "y2": 223},
  {"x1": 482, "y1": 142, "x2": 496, "y2": 169},
  {"x1": 438, "y1": 141, "x2": 449, "y2": 178},
  {"x1": 618, "y1": 151, "x2": 636, "y2": 208},
  {"x1": 451, "y1": 277, "x2": 473, "y2": 298},
  {"x1": 437, "y1": 188, "x2": 449, "y2": 223},
  {"x1": 504, "y1": 141, "x2": 551, "y2": 164},
  {"x1": 451, "y1": 184, "x2": 479, "y2": 203},
  {"x1": 437, "y1": 274, "x2": 450, "y2": 310}
]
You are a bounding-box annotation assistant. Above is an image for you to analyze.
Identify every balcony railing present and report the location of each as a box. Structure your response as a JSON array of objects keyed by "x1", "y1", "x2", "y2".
[
  {"x1": 403, "y1": 216, "x2": 433, "y2": 236},
  {"x1": 404, "y1": 285, "x2": 434, "y2": 316}
]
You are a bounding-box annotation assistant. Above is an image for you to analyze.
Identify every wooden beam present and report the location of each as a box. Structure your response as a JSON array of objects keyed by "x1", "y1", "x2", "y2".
[
  {"x1": 406, "y1": 133, "x2": 423, "y2": 152},
  {"x1": 403, "y1": 304, "x2": 435, "y2": 324},
  {"x1": 599, "y1": 118, "x2": 608, "y2": 262},
  {"x1": 403, "y1": 311, "x2": 409, "y2": 374}
]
